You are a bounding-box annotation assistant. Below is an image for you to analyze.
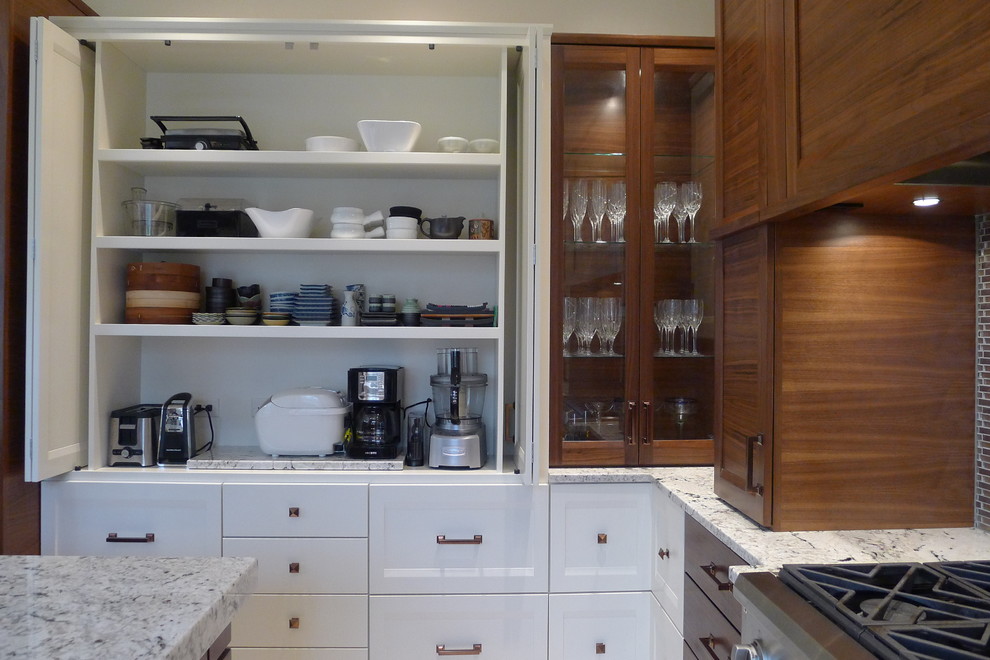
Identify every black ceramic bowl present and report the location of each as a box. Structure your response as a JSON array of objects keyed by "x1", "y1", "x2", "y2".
[{"x1": 389, "y1": 205, "x2": 422, "y2": 219}]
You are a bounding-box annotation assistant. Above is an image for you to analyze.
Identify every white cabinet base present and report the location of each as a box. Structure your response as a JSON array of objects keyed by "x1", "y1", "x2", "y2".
[
  {"x1": 549, "y1": 592, "x2": 652, "y2": 660},
  {"x1": 231, "y1": 650, "x2": 367, "y2": 660},
  {"x1": 232, "y1": 594, "x2": 368, "y2": 648}
]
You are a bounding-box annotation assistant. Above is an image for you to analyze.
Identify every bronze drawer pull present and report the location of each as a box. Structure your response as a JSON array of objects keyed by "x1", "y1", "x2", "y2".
[
  {"x1": 288, "y1": 507, "x2": 300, "y2": 517},
  {"x1": 106, "y1": 532, "x2": 155, "y2": 543},
  {"x1": 701, "y1": 562, "x2": 733, "y2": 591},
  {"x1": 436, "y1": 644, "x2": 482, "y2": 656},
  {"x1": 699, "y1": 635, "x2": 720, "y2": 660},
  {"x1": 436, "y1": 534, "x2": 483, "y2": 545},
  {"x1": 288, "y1": 562, "x2": 300, "y2": 573},
  {"x1": 597, "y1": 533, "x2": 608, "y2": 544},
  {"x1": 288, "y1": 617, "x2": 300, "y2": 629},
  {"x1": 658, "y1": 548, "x2": 670, "y2": 559},
  {"x1": 596, "y1": 642, "x2": 606, "y2": 654}
]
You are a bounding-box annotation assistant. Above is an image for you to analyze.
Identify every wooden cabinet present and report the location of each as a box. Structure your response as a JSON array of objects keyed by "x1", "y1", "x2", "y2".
[
  {"x1": 717, "y1": 1, "x2": 990, "y2": 228},
  {"x1": 682, "y1": 515, "x2": 743, "y2": 660},
  {"x1": 550, "y1": 37, "x2": 716, "y2": 467},
  {"x1": 715, "y1": 212, "x2": 975, "y2": 531}
]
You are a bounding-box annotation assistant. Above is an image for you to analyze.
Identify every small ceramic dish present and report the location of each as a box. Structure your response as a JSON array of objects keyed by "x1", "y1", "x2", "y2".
[
  {"x1": 468, "y1": 138, "x2": 499, "y2": 153},
  {"x1": 226, "y1": 315, "x2": 258, "y2": 326},
  {"x1": 305, "y1": 135, "x2": 358, "y2": 152},
  {"x1": 437, "y1": 136, "x2": 469, "y2": 153},
  {"x1": 262, "y1": 317, "x2": 291, "y2": 326}
]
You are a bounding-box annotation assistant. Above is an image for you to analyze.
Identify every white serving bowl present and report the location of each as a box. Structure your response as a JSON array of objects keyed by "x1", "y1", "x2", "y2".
[
  {"x1": 357, "y1": 120, "x2": 422, "y2": 152},
  {"x1": 387, "y1": 228, "x2": 419, "y2": 240},
  {"x1": 437, "y1": 136, "x2": 469, "y2": 153},
  {"x1": 305, "y1": 135, "x2": 358, "y2": 152},
  {"x1": 245, "y1": 207, "x2": 315, "y2": 238},
  {"x1": 468, "y1": 138, "x2": 500, "y2": 153},
  {"x1": 386, "y1": 215, "x2": 418, "y2": 230}
]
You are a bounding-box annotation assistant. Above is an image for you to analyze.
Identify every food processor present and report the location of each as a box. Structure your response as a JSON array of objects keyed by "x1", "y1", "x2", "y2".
[{"x1": 429, "y1": 348, "x2": 487, "y2": 469}]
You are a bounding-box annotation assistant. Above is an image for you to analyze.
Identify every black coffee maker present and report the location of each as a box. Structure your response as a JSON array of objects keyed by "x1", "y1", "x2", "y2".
[{"x1": 346, "y1": 366, "x2": 403, "y2": 459}]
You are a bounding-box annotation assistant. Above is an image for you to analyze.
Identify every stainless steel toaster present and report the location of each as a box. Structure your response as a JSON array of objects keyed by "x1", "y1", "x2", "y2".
[{"x1": 108, "y1": 404, "x2": 160, "y2": 467}]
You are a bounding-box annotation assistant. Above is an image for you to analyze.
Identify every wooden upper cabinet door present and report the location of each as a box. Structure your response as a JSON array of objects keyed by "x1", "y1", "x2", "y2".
[
  {"x1": 713, "y1": 225, "x2": 773, "y2": 527},
  {"x1": 781, "y1": 1, "x2": 990, "y2": 209}
]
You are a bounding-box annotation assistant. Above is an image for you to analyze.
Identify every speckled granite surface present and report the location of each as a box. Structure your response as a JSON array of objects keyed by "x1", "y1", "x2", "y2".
[
  {"x1": 549, "y1": 468, "x2": 990, "y2": 576},
  {"x1": 187, "y1": 446, "x2": 404, "y2": 470},
  {"x1": 0, "y1": 555, "x2": 257, "y2": 659}
]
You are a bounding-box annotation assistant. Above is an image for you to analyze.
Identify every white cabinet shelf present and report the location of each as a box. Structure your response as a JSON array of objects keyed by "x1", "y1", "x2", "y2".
[
  {"x1": 93, "y1": 324, "x2": 501, "y2": 339},
  {"x1": 95, "y1": 235, "x2": 502, "y2": 254}
]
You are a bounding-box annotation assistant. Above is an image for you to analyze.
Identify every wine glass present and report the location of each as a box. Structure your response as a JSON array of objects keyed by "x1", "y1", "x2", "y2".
[
  {"x1": 654, "y1": 182, "x2": 677, "y2": 244},
  {"x1": 569, "y1": 178, "x2": 588, "y2": 242},
  {"x1": 562, "y1": 296, "x2": 577, "y2": 356},
  {"x1": 674, "y1": 300, "x2": 692, "y2": 354},
  {"x1": 681, "y1": 181, "x2": 702, "y2": 243},
  {"x1": 562, "y1": 178, "x2": 570, "y2": 238},
  {"x1": 661, "y1": 299, "x2": 682, "y2": 355},
  {"x1": 653, "y1": 301, "x2": 665, "y2": 357},
  {"x1": 606, "y1": 180, "x2": 626, "y2": 243},
  {"x1": 575, "y1": 296, "x2": 598, "y2": 355},
  {"x1": 672, "y1": 199, "x2": 689, "y2": 244},
  {"x1": 685, "y1": 298, "x2": 704, "y2": 355},
  {"x1": 589, "y1": 179, "x2": 607, "y2": 243},
  {"x1": 597, "y1": 297, "x2": 623, "y2": 356}
]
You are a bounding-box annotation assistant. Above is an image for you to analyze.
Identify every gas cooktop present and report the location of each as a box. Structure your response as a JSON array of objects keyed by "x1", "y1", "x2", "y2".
[{"x1": 779, "y1": 561, "x2": 990, "y2": 659}]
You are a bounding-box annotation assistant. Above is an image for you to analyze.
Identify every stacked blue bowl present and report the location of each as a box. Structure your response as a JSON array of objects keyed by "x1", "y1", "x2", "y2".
[{"x1": 292, "y1": 284, "x2": 339, "y2": 326}]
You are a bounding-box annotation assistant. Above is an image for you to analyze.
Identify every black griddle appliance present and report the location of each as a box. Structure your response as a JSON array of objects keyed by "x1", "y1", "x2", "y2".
[{"x1": 147, "y1": 115, "x2": 259, "y2": 150}]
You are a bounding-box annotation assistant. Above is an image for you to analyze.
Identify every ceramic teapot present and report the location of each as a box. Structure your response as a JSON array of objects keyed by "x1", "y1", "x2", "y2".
[{"x1": 419, "y1": 215, "x2": 465, "y2": 239}]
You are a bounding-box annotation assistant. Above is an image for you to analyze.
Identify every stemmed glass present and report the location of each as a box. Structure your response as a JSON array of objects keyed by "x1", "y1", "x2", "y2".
[
  {"x1": 653, "y1": 302, "x2": 665, "y2": 357},
  {"x1": 569, "y1": 178, "x2": 588, "y2": 242},
  {"x1": 562, "y1": 296, "x2": 577, "y2": 356},
  {"x1": 589, "y1": 179, "x2": 607, "y2": 243},
  {"x1": 674, "y1": 302, "x2": 692, "y2": 354},
  {"x1": 606, "y1": 180, "x2": 626, "y2": 243},
  {"x1": 672, "y1": 199, "x2": 689, "y2": 244},
  {"x1": 575, "y1": 296, "x2": 599, "y2": 355},
  {"x1": 562, "y1": 178, "x2": 570, "y2": 238},
  {"x1": 684, "y1": 298, "x2": 704, "y2": 355},
  {"x1": 597, "y1": 297, "x2": 623, "y2": 356},
  {"x1": 654, "y1": 182, "x2": 677, "y2": 243},
  {"x1": 681, "y1": 181, "x2": 702, "y2": 243}
]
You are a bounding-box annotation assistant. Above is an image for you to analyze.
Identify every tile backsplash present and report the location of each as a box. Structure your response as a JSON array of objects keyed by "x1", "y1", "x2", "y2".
[{"x1": 977, "y1": 215, "x2": 990, "y2": 530}]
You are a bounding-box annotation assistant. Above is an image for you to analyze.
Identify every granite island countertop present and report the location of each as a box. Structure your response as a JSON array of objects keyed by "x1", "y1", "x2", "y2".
[
  {"x1": 0, "y1": 555, "x2": 257, "y2": 659},
  {"x1": 550, "y1": 467, "x2": 990, "y2": 577}
]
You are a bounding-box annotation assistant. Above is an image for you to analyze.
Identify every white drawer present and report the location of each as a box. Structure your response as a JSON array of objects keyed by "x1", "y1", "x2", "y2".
[
  {"x1": 369, "y1": 594, "x2": 548, "y2": 660},
  {"x1": 652, "y1": 487, "x2": 685, "y2": 633},
  {"x1": 41, "y1": 481, "x2": 220, "y2": 556},
  {"x1": 223, "y1": 483, "x2": 367, "y2": 537},
  {"x1": 224, "y1": 537, "x2": 368, "y2": 594},
  {"x1": 369, "y1": 484, "x2": 549, "y2": 594},
  {"x1": 549, "y1": 483, "x2": 652, "y2": 592},
  {"x1": 232, "y1": 594, "x2": 368, "y2": 648},
  {"x1": 548, "y1": 592, "x2": 652, "y2": 660},
  {"x1": 230, "y1": 649, "x2": 367, "y2": 660}
]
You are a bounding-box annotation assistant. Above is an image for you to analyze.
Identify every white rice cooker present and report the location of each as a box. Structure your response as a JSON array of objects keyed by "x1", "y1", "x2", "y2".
[{"x1": 255, "y1": 387, "x2": 350, "y2": 456}]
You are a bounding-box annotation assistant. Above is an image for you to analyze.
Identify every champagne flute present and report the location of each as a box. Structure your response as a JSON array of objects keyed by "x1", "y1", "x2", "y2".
[
  {"x1": 653, "y1": 302, "x2": 665, "y2": 357},
  {"x1": 562, "y1": 178, "x2": 570, "y2": 239},
  {"x1": 569, "y1": 178, "x2": 588, "y2": 242},
  {"x1": 654, "y1": 181, "x2": 677, "y2": 244},
  {"x1": 672, "y1": 199, "x2": 688, "y2": 244},
  {"x1": 681, "y1": 181, "x2": 702, "y2": 243},
  {"x1": 589, "y1": 179, "x2": 607, "y2": 243},
  {"x1": 562, "y1": 296, "x2": 577, "y2": 356},
  {"x1": 686, "y1": 298, "x2": 704, "y2": 355},
  {"x1": 576, "y1": 296, "x2": 598, "y2": 355},
  {"x1": 606, "y1": 180, "x2": 626, "y2": 243},
  {"x1": 597, "y1": 297, "x2": 623, "y2": 356},
  {"x1": 661, "y1": 299, "x2": 682, "y2": 355}
]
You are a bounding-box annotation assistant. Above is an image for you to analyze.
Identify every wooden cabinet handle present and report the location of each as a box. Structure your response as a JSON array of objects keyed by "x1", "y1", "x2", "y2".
[
  {"x1": 699, "y1": 635, "x2": 720, "y2": 660},
  {"x1": 745, "y1": 434, "x2": 765, "y2": 495},
  {"x1": 436, "y1": 644, "x2": 482, "y2": 655},
  {"x1": 288, "y1": 617, "x2": 300, "y2": 629},
  {"x1": 597, "y1": 533, "x2": 608, "y2": 544},
  {"x1": 658, "y1": 548, "x2": 670, "y2": 559},
  {"x1": 288, "y1": 507, "x2": 300, "y2": 517},
  {"x1": 596, "y1": 642, "x2": 606, "y2": 654},
  {"x1": 625, "y1": 401, "x2": 637, "y2": 445},
  {"x1": 106, "y1": 532, "x2": 155, "y2": 543},
  {"x1": 701, "y1": 562, "x2": 733, "y2": 591},
  {"x1": 288, "y1": 562, "x2": 300, "y2": 573},
  {"x1": 436, "y1": 534, "x2": 483, "y2": 545},
  {"x1": 641, "y1": 400, "x2": 652, "y2": 445}
]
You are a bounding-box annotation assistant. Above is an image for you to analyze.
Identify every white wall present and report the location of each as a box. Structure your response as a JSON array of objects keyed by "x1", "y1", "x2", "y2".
[{"x1": 82, "y1": 0, "x2": 715, "y2": 37}]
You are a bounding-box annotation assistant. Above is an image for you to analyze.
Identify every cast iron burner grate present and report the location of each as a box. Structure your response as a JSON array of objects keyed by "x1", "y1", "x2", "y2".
[{"x1": 779, "y1": 561, "x2": 990, "y2": 659}]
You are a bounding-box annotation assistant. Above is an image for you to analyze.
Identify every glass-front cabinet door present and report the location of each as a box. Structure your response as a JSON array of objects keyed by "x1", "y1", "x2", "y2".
[{"x1": 550, "y1": 38, "x2": 715, "y2": 467}]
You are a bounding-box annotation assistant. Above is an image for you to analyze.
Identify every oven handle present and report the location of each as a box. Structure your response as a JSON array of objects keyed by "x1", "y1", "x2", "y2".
[{"x1": 731, "y1": 642, "x2": 764, "y2": 660}]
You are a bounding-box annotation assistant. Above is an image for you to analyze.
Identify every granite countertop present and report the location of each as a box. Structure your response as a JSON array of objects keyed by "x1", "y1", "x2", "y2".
[
  {"x1": 186, "y1": 446, "x2": 404, "y2": 470},
  {"x1": 549, "y1": 467, "x2": 990, "y2": 576},
  {"x1": 0, "y1": 555, "x2": 257, "y2": 659}
]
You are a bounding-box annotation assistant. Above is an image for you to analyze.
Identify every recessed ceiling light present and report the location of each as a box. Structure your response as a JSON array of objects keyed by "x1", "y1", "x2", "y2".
[{"x1": 913, "y1": 196, "x2": 940, "y2": 207}]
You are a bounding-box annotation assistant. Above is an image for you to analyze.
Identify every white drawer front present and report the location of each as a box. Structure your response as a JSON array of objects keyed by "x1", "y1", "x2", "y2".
[
  {"x1": 232, "y1": 594, "x2": 368, "y2": 648},
  {"x1": 369, "y1": 594, "x2": 548, "y2": 660},
  {"x1": 41, "y1": 481, "x2": 220, "y2": 557},
  {"x1": 548, "y1": 592, "x2": 652, "y2": 660},
  {"x1": 369, "y1": 484, "x2": 549, "y2": 594},
  {"x1": 550, "y1": 483, "x2": 652, "y2": 592},
  {"x1": 651, "y1": 488, "x2": 685, "y2": 633},
  {"x1": 223, "y1": 483, "x2": 368, "y2": 537},
  {"x1": 230, "y1": 649, "x2": 367, "y2": 660},
  {"x1": 224, "y1": 537, "x2": 368, "y2": 594},
  {"x1": 652, "y1": 594, "x2": 683, "y2": 660}
]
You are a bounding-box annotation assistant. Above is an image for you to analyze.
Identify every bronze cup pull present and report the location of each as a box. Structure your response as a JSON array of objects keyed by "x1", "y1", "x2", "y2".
[
  {"x1": 436, "y1": 534, "x2": 483, "y2": 545},
  {"x1": 658, "y1": 547, "x2": 670, "y2": 559},
  {"x1": 436, "y1": 644, "x2": 482, "y2": 656}
]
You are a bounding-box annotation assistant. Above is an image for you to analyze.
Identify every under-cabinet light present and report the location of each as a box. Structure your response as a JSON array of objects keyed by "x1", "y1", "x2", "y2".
[{"x1": 913, "y1": 196, "x2": 940, "y2": 207}]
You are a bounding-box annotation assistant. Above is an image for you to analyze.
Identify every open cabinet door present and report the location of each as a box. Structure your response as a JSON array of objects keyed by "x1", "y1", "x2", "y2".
[{"x1": 25, "y1": 17, "x2": 93, "y2": 481}]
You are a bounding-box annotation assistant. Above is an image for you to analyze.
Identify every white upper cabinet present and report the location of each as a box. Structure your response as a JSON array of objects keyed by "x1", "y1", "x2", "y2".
[{"x1": 26, "y1": 17, "x2": 548, "y2": 482}]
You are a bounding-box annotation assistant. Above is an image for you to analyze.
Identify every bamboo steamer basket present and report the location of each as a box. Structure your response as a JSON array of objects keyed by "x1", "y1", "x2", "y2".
[{"x1": 125, "y1": 262, "x2": 200, "y2": 324}]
